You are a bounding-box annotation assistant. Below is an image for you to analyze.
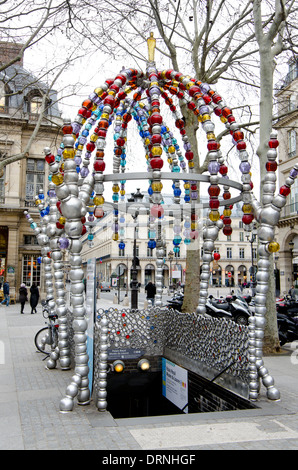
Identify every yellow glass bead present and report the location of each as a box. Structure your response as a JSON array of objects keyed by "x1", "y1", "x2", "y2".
[
  {"x1": 186, "y1": 82, "x2": 194, "y2": 90},
  {"x1": 94, "y1": 87, "x2": 103, "y2": 96},
  {"x1": 112, "y1": 184, "x2": 119, "y2": 193},
  {"x1": 223, "y1": 209, "x2": 232, "y2": 217},
  {"x1": 202, "y1": 114, "x2": 211, "y2": 122},
  {"x1": 90, "y1": 134, "x2": 98, "y2": 142},
  {"x1": 161, "y1": 71, "x2": 167, "y2": 79},
  {"x1": 150, "y1": 81, "x2": 159, "y2": 87},
  {"x1": 112, "y1": 233, "x2": 119, "y2": 241},
  {"x1": 35, "y1": 199, "x2": 41, "y2": 205},
  {"x1": 168, "y1": 145, "x2": 175, "y2": 154},
  {"x1": 63, "y1": 149, "x2": 75, "y2": 159},
  {"x1": 52, "y1": 174, "x2": 63, "y2": 185},
  {"x1": 207, "y1": 132, "x2": 216, "y2": 140},
  {"x1": 191, "y1": 222, "x2": 198, "y2": 230},
  {"x1": 172, "y1": 80, "x2": 179, "y2": 87},
  {"x1": 151, "y1": 182, "x2": 163, "y2": 192},
  {"x1": 268, "y1": 241, "x2": 280, "y2": 253},
  {"x1": 188, "y1": 161, "x2": 195, "y2": 168},
  {"x1": 59, "y1": 216, "x2": 66, "y2": 225},
  {"x1": 167, "y1": 157, "x2": 173, "y2": 164},
  {"x1": 242, "y1": 204, "x2": 252, "y2": 213},
  {"x1": 108, "y1": 90, "x2": 116, "y2": 96},
  {"x1": 151, "y1": 146, "x2": 162, "y2": 156},
  {"x1": 220, "y1": 116, "x2": 227, "y2": 123},
  {"x1": 144, "y1": 138, "x2": 151, "y2": 146},
  {"x1": 60, "y1": 163, "x2": 64, "y2": 171},
  {"x1": 209, "y1": 211, "x2": 220, "y2": 221},
  {"x1": 78, "y1": 144, "x2": 84, "y2": 151},
  {"x1": 184, "y1": 183, "x2": 190, "y2": 189},
  {"x1": 101, "y1": 113, "x2": 110, "y2": 120},
  {"x1": 120, "y1": 190, "x2": 125, "y2": 196},
  {"x1": 93, "y1": 196, "x2": 105, "y2": 206},
  {"x1": 197, "y1": 115, "x2": 203, "y2": 122},
  {"x1": 92, "y1": 105, "x2": 97, "y2": 111},
  {"x1": 145, "y1": 153, "x2": 149, "y2": 160}
]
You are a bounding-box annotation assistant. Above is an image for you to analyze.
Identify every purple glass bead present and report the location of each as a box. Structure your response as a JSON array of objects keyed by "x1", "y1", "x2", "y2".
[
  {"x1": 79, "y1": 136, "x2": 87, "y2": 145},
  {"x1": 191, "y1": 192, "x2": 198, "y2": 199},
  {"x1": 74, "y1": 156, "x2": 82, "y2": 165},
  {"x1": 180, "y1": 162, "x2": 186, "y2": 168},
  {"x1": 184, "y1": 142, "x2": 191, "y2": 151},
  {"x1": 80, "y1": 167, "x2": 89, "y2": 178},
  {"x1": 208, "y1": 161, "x2": 220, "y2": 174},
  {"x1": 58, "y1": 237, "x2": 69, "y2": 249},
  {"x1": 48, "y1": 190, "x2": 56, "y2": 198},
  {"x1": 72, "y1": 122, "x2": 81, "y2": 134},
  {"x1": 199, "y1": 105, "x2": 209, "y2": 115},
  {"x1": 239, "y1": 161, "x2": 251, "y2": 173},
  {"x1": 290, "y1": 168, "x2": 298, "y2": 178}
]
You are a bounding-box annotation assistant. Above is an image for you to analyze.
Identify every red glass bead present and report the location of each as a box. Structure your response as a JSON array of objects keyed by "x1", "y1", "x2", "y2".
[
  {"x1": 188, "y1": 86, "x2": 201, "y2": 97},
  {"x1": 103, "y1": 95, "x2": 115, "y2": 107},
  {"x1": 56, "y1": 222, "x2": 64, "y2": 229},
  {"x1": 207, "y1": 141, "x2": 218, "y2": 151},
  {"x1": 237, "y1": 141, "x2": 246, "y2": 150},
  {"x1": 222, "y1": 107, "x2": 232, "y2": 118},
  {"x1": 94, "y1": 208, "x2": 104, "y2": 218},
  {"x1": 269, "y1": 139, "x2": 279, "y2": 148},
  {"x1": 242, "y1": 214, "x2": 254, "y2": 225},
  {"x1": 233, "y1": 131, "x2": 244, "y2": 141},
  {"x1": 150, "y1": 113, "x2": 163, "y2": 125},
  {"x1": 62, "y1": 125, "x2": 73, "y2": 134},
  {"x1": 223, "y1": 216, "x2": 231, "y2": 225},
  {"x1": 45, "y1": 154, "x2": 55, "y2": 164},
  {"x1": 223, "y1": 191, "x2": 231, "y2": 200},
  {"x1": 212, "y1": 94, "x2": 222, "y2": 104},
  {"x1": 151, "y1": 134, "x2": 162, "y2": 145},
  {"x1": 223, "y1": 226, "x2": 232, "y2": 236},
  {"x1": 82, "y1": 99, "x2": 93, "y2": 110},
  {"x1": 187, "y1": 102, "x2": 196, "y2": 110},
  {"x1": 203, "y1": 94, "x2": 211, "y2": 104},
  {"x1": 279, "y1": 185, "x2": 291, "y2": 197},
  {"x1": 208, "y1": 185, "x2": 220, "y2": 197},
  {"x1": 118, "y1": 91, "x2": 126, "y2": 100},
  {"x1": 175, "y1": 119, "x2": 185, "y2": 129},
  {"x1": 122, "y1": 113, "x2": 132, "y2": 123},
  {"x1": 86, "y1": 142, "x2": 95, "y2": 152},
  {"x1": 219, "y1": 165, "x2": 228, "y2": 175},
  {"x1": 115, "y1": 74, "x2": 127, "y2": 85},
  {"x1": 150, "y1": 157, "x2": 164, "y2": 169},
  {"x1": 56, "y1": 201, "x2": 62, "y2": 214},
  {"x1": 214, "y1": 107, "x2": 222, "y2": 116},
  {"x1": 81, "y1": 225, "x2": 87, "y2": 236},
  {"x1": 214, "y1": 252, "x2": 220, "y2": 261},
  {"x1": 116, "y1": 137, "x2": 126, "y2": 147},
  {"x1": 209, "y1": 198, "x2": 220, "y2": 209},
  {"x1": 94, "y1": 160, "x2": 106, "y2": 172},
  {"x1": 185, "y1": 151, "x2": 194, "y2": 161},
  {"x1": 266, "y1": 161, "x2": 277, "y2": 172}
]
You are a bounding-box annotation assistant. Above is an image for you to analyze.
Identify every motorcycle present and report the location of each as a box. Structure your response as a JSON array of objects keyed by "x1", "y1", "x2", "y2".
[
  {"x1": 277, "y1": 312, "x2": 298, "y2": 346},
  {"x1": 206, "y1": 294, "x2": 251, "y2": 326},
  {"x1": 166, "y1": 292, "x2": 184, "y2": 312},
  {"x1": 276, "y1": 295, "x2": 298, "y2": 317}
]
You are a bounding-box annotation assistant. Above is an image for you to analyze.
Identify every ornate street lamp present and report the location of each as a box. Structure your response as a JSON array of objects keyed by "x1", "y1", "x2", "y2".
[
  {"x1": 168, "y1": 250, "x2": 174, "y2": 292},
  {"x1": 128, "y1": 189, "x2": 144, "y2": 309}
]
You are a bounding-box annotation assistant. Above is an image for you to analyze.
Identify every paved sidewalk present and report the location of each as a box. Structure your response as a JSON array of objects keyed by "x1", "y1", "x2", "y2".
[{"x1": 1, "y1": 299, "x2": 298, "y2": 451}]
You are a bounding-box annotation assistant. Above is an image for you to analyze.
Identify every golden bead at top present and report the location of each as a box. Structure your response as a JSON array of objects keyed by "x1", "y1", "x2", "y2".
[{"x1": 93, "y1": 195, "x2": 105, "y2": 206}]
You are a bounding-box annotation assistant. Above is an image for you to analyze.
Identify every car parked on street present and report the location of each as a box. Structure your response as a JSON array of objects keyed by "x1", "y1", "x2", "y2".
[{"x1": 100, "y1": 282, "x2": 111, "y2": 292}]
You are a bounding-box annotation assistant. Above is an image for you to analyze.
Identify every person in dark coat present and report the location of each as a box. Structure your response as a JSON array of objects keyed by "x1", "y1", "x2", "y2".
[
  {"x1": 30, "y1": 283, "x2": 39, "y2": 314},
  {"x1": 19, "y1": 283, "x2": 28, "y2": 314},
  {"x1": 1, "y1": 280, "x2": 10, "y2": 306},
  {"x1": 145, "y1": 281, "x2": 156, "y2": 306}
]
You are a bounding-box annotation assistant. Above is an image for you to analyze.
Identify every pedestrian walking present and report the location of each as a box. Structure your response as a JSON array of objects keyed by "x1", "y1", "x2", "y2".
[
  {"x1": 1, "y1": 280, "x2": 10, "y2": 307},
  {"x1": 30, "y1": 283, "x2": 39, "y2": 314},
  {"x1": 145, "y1": 281, "x2": 156, "y2": 306},
  {"x1": 19, "y1": 283, "x2": 28, "y2": 314}
]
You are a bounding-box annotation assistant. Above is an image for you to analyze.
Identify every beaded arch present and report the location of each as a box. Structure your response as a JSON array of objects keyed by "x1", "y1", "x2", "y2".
[{"x1": 24, "y1": 36, "x2": 297, "y2": 411}]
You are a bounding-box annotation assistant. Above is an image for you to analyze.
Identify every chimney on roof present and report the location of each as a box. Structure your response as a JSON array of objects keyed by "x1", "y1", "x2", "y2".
[{"x1": 0, "y1": 42, "x2": 24, "y2": 67}]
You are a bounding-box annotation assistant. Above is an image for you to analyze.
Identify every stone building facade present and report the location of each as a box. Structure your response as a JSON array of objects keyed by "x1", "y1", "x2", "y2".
[{"x1": 0, "y1": 43, "x2": 62, "y2": 296}]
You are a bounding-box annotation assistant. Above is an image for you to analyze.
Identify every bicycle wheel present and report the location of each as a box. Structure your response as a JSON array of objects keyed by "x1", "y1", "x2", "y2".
[{"x1": 35, "y1": 327, "x2": 52, "y2": 354}]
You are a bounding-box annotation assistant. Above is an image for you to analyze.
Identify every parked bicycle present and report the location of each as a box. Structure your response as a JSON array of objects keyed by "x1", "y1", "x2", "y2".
[{"x1": 34, "y1": 298, "x2": 59, "y2": 356}]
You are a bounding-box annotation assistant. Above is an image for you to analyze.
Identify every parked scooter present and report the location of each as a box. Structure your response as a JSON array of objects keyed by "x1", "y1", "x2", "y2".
[
  {"x1": 277, "y1": 312, "x2": 298, "y2": 346},
  {"x1": 206, "y1": 294, "x2": 251, "y2": 325},
  {"x1": 276, "y1": 295, "x2": 298, "y2": 317},
  {"x1": 166, "y1": 292, "x2": 184, "y2": 312}
]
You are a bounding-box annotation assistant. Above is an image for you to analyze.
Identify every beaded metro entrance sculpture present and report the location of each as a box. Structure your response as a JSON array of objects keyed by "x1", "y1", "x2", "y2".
[{"x1": 25, "y1": 34, "x2": 294, "y2": 412}]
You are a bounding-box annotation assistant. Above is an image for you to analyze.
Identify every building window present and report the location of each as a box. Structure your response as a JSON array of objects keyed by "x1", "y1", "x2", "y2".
[
  {"x1": 22, "y1": 254, "x2": 41, "y2": 287},
  {"x1": 239, "y1": 248, "x2": 245, "y2": 259},
  {"x1": 26, "y1": 159, "x2": 45, "y2": 201},
  {"x1": 239, "y1": 232, "x2": 244, "y2": 242},
  {"x1": 147, "y1": 247, "x2": 154, "y2": 257},
  {"x1": 0, "y1": 168, "x2": 5, "y2": 203},
  {"x1": 119, "y1": 246, "x2": 125, "y2": 257},
  {"x1": 288, "y1": 94, "x2": 297, "y2": 112},
  {"x1": 227, "y1": 247, "x2": 232, "y2": 259},
  {"x1": 30, "y1": 96, "x2": 43, "y2": 114},
  {"x1": 24, "y1": 235, "x2": 38, "y2": 245},
  {"x1": 288, "y1": 129, "x2": 296, "y2": 159},
  {"x1": 252, "y1": 248, "x2": 257, "y2": 260}
]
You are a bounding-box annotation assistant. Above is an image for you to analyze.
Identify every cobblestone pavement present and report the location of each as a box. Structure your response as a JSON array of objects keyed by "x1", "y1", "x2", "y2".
[{"x1": 1, "y1": 300, "x2": 298, "y2": 452}]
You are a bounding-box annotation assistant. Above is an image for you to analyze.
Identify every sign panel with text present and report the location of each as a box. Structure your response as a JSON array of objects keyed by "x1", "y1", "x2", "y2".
[{"x1": 162, "y1": 358, "x2": 188, "y2": 413}]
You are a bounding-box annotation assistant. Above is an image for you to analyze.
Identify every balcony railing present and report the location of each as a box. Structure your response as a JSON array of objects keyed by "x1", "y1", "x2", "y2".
[
  {"x1": 280, "y1": 203, "x2": 298, "y2": 219},
  {"x1": 276, "y1": 65, "x2": 298, "y2": 91}
]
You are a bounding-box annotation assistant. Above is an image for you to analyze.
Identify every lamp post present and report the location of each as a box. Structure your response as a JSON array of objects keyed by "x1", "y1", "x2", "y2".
[
  {"x1": 168, "y1": 250, "x2": 174, "y2": 292},
  {"x1": 128, "y1": 189, "x2": 144, "y2": 309},
  {"x1": 246, "y1": 224, "x2": 257, "y2": 296},
  {"x1": 289, "y1": 240, "x2": 294, "y2": 285}
]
